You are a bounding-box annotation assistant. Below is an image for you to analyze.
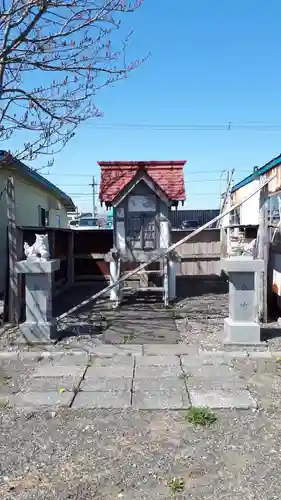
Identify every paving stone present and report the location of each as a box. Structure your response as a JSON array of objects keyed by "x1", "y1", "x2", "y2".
[
  {"x1": 198, "y1": 350, "x2": 248, "y2": 363},
  {"x1": 81, "y1": 377, "x2": 132, "y2": 392},
  {"x1": 135, "y1": 365, "x2": 181, "y2": 379},
  {"x1": 181, "y1": 362, "x2": 238, "y2": 378},
  {"x1": 132, "y1": 390, "x2": 190, "y2": 409},
  {"x1": 118, "y1": 345, "x2": 143, "y2": 356},
  {"x1": 189, "y1": 389, "x2": 257, "y2": 409},
  {"x1": 143, "y1": 344, "x2": 197, "y2": 356},
  {"x1": 0, "y1": 352, "x2": 18, "y2": 360},
  {"x1": 51, "y1": 353, "x2": 89, "y2": 366},
  {"x1": 72, "y1": 391, "x2": 131, "y2": 409},
  {"x1": 186, "y1": 375, "x2": 245, "y2": 391},
  {"x1": 85, "y1": 364, "x2": 134, "y2": 379},
  {"x1": 133, "y1": 377, "x2": 185, "y2": 392},
  {"x1": 91, "y1": 355, "x2": 135, "y2": 367},
  {"x1": 135, "y1": 355, "x2": 180, "y2": 367},
  {"x1": 31, "y1": 365, "x2": 86, "y2": 379},
  {"x1": 11, "y1": 391, "x2": 73, "y2": 409},
  {"x1": 89, "y1": 345, "x2": 133, "y2": 357},
  {"x1": 247, "y1": 351, "x2": 273, "y2": 359},
  {"x1": 22, "y1": 376, "x2": 79, "y2": 392}
]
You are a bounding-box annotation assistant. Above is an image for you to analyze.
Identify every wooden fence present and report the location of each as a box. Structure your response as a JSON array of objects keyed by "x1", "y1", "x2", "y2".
[
  {"x1": 172, "y1": 228, "x2": 221, "y2": 276},
  {"x1": 17, "y1": 227, "x2": 222, "y2": 287}
]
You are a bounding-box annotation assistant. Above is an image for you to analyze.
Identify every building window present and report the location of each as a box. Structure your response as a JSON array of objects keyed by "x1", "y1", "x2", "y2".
[
  {"x1": 39, "y1": 206, "x2": 49, "y2": 227},
  {"x1": 127, "y1": 214, "x2": 156, "y2": 250},
  {"x1": 55, "y1": 214, "x2": 60, "y2": 227},
  {"x1": 230, "y1": 207, "x2": 240, "y2": 226}
]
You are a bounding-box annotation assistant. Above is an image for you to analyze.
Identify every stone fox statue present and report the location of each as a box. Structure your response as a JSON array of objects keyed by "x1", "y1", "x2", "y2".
[{"x1": 24, "y1": 234, "x2": 50, "y2": 261}]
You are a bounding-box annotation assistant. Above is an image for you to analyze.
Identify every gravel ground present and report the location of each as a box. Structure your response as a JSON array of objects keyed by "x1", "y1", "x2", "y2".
[{"x1": 1, "y1": 407, "x2": 281, "y2": 500}]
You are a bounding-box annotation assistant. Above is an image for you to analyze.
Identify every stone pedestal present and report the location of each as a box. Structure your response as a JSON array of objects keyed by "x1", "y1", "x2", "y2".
[
  {"x1": 109, "y1": 259, "x2": 123, "y2": 305},
  {"x1": 221, "y1": 257, "x2": 264, "y2": 345},
  {"x1": 15, "y1": 259, "x2": 60, "y2": 343}
]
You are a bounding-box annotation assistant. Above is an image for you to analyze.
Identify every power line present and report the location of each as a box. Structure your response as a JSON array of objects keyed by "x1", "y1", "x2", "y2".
[
  {"x1": 43, "y1": 169, "x2": 251, "y2": 177},
  {"x1": 83, "y1": 121, "x2": 281, "y2": 131}
]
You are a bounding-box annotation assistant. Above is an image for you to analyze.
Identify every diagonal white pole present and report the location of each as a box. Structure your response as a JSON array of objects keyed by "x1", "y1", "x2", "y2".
[{"x1": 57, "y1": 175, "x2": 276, "y2": 321}]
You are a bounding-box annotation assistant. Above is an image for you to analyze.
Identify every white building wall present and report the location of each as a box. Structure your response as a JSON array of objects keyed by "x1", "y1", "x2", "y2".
[
  {"x1": 232, "y1": 179, "x2": 260, "y2": 226},
  {"x1": 0, "y1": 170, "x2": 69, "y2": 293}
]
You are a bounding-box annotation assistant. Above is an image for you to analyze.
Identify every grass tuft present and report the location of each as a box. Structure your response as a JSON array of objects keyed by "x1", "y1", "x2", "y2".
[{"x1": 185, "y1": 407, "x2": 217, "y2": 426}]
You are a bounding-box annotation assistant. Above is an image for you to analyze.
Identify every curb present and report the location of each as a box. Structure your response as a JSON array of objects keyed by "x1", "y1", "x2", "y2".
[{"x1": 0, "y1": 346, "x2": 280, "y2": 360}]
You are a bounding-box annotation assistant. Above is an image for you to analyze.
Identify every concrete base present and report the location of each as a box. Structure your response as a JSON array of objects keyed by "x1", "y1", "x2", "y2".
[
  {"x1": 223, "y1": 317, "x2": 261, "y2": 345},
  {"x1": 19, "y1": 320, "x2": 57, "y2": 344}
]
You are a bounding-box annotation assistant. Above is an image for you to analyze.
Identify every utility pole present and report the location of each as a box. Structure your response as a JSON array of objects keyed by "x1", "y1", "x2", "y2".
[{"x1": 89, "y1": 176, "x2": 98, "y2": 217}]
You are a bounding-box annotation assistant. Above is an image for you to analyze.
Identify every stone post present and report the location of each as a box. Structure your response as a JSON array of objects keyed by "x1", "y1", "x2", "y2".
[
  {"x1": 15, "y1": 259, "x2": 60, "y2": 343},
  {"x1": 221, "y1": 257, "x2": 264, "y2": 345},
  {"x1": 168, "y1": 257, "x2": 177, "y2": 301}
]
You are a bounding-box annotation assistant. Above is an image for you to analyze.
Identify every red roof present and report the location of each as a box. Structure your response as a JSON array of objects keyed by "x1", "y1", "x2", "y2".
[{"x1": 99, "y1": 161, "x2": 186, "y2": 204}]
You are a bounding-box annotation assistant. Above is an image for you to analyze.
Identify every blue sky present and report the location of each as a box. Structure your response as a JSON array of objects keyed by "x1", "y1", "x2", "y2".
[{"x1": 10, "y1": 1, "x2": 281, "y2": 212}]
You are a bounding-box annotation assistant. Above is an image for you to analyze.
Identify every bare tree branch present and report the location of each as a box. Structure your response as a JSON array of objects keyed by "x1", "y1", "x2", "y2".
[{"x1": 0, "y1": 0, "x2": 146, "y2": 162}]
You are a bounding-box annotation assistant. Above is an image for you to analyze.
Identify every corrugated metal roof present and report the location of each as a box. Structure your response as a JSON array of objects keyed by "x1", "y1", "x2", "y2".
[
  {"x1": 231, "y1": 153, "x2": 281, "y2": 193},
  {"x1": 0, "y1": 150, "x2": 75, "y2": 211}
]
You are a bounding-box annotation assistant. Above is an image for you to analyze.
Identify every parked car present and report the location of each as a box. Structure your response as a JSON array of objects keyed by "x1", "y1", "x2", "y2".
[
  {"x1": 69, "y1": 217, "x2": 101, "y2": 230},
  {"x1": 180, "y1": 220, "x2": 200, "y2": 230}
]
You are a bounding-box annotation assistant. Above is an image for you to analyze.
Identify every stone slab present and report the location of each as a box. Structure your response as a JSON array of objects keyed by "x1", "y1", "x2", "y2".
[
  {"x1": 118, "y1": 345, "x2": 143, "y2": 356},
  {"x1": 85, "y1": 365, "x2": 134, "y2": 379},
  {"x1": 198, "y1": 350, "x2": 248, "y2": 363},
  {"x1": 72, "y1": 391, "x2": 131, "y2": 409},
  {"x1": 135, "y1": 365, "x2": 180, "y2": 379},
  {"x1": 81, "y1": 377, "x2": 132, "y2": 392},
  {"x1": 91, "y1": 356, "x2": 134, "y2": 367},
  {"x1": 132, "y1": 390, "x2": 190, "y2": 410},
  {"x1": 186, "y1": 375, "x2": 245, "y2": 391},
  {"x1": 19, "y1": 322, "x2": 57, "y2": 344},
  {"x1": 51, "y1": 354, "x2": 89, "y2": 366},
  {"x1": 181, "y1": 363, "x2": 240, "y2": 379},
  {"x1": 221, "y1": 257, "x2": 263, "y2": 273},
  {"x1": 143, "y1": 344, "x2": 198, "y2": 356},
  {"x1": 11, "y1": 391, "x2": 73, "y2": 409},
  {"x1": 247, "y1": 351, "x2": 273, "y2": 359},
  {"x1": 223, "y1": 342, "x2": 268, "y2": 352},
  {"x1": 224, "y1": 318, "x2": 261, "y2": 345},
  {"x1": 23, "y1": 377, "x2": 80, "y2": 392},
  {"x1": 31, "y1": 365, "x2": 86, "y2": 379},
  {"x1": 88, "y1": 345, "x2": 134, "y2": 358},
  {"x1": 16, "y1": 259, "x2": 60, "y2": 274},
  {"x1": 135, "y1": 355, "x2": 180, "y2": 367},
  {"x1": 0, "y1": 352, "x2": 19, "y2": 360},
  {"x1": 189, "y1": 390, "x2": 257, "y2": 409},
  {"x1": 133, "y1": 377, "x2": 185, "y2": 392}
]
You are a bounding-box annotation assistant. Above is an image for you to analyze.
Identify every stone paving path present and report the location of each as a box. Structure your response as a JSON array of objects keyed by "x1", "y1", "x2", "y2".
[{"x1": 1, "y1": 344, "x2": 280, "y2": 411}]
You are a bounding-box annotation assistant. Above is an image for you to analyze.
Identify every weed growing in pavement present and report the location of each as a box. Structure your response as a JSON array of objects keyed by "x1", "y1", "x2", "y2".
[
  {"x1": 167, "y1": 477, "x2": 185, "y2": 493},
  {"x1": 185, "y1": 407, "x2": 217, "y2": 426}
]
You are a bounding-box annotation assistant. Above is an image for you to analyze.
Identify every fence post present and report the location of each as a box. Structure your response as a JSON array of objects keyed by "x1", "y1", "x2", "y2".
[
  {"x1": 67, "y1": 231, "x2": 74, "y2": 286},
  {"x1": 258, "y1": 182, "x2": 269, "y2": 322},
  {"x1": 6, "y1": 177, "x2": 22, "y2": 324}
]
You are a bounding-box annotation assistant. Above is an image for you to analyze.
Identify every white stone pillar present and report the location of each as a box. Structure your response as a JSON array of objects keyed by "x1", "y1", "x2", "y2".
[
  {"x1": 109, "y1": 258, "x2": 122, "y2": 304},
  {"x1": 15, "y1": 259, "x2": 60, "y2": 343},
  {"x1": 168, "y1": 258, "x2": 177, "y2": 301},
  {"x1": 221, "y1": 257, "x2": 264, "y2": 345}
]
